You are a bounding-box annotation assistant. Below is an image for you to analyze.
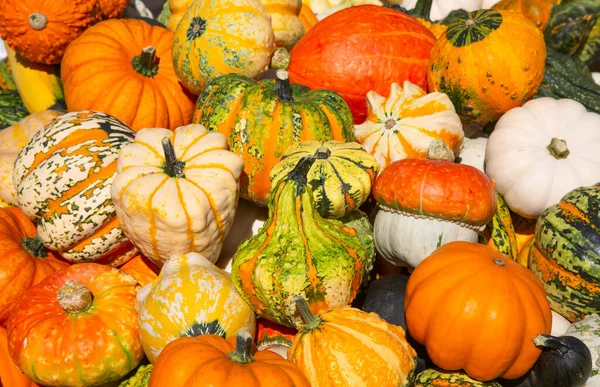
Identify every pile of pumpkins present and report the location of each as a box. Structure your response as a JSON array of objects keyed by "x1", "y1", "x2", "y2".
[{"x1": 0, "y1": 0, "x2": 600, "y2": 386}]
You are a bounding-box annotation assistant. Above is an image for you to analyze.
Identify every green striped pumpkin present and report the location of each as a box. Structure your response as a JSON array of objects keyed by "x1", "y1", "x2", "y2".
[
  {"x1": 193, "y1": 69, "x2": 354, "y2": 206},
  {"x1": 413, "y1": 369, "x2": 502, "y2": 386},
  {"x1": 12, "y1": 110, "x2": 138, "y2": 265},
  {"x1": 269, "y1": 140, "x2": 379, "y2": 219},
  {"x1": 231, "y1": 154, "x2": 374, "y2": 328},
  {"x1": 529, "y1": 183, "x2": 600, "y2": 322},
  {"x1": 479, "y1": 194, "x2": 519, "y2": 259}
]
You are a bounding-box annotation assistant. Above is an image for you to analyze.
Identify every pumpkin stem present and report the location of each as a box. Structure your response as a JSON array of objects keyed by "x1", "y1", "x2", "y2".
[
  {"x1": 287, "y1": 154, "x2": 318, "y2": 193},
  {"x1": 426, "y1": 139, "x2": 455, "y2": 162},
  {"x1": 547, "y1": 138, "x2": 570, "y2": 159},
  {"x1": 274, "y1": 70, "x2": 294, "y2": 102},
  {"x1": 270, "y1": 47, "x2": 291, "y2": 70},
  {"x1": 29, "y1": 12, "x2": 48, "y2": 30},
  {"x1": 293, "y1": 295, "x2": 322, "y2": 331},
  {"x1": 161, "y1": 137, "x2": 186, "y2": 178},
  {"x1": 412, "y1": 0, "x2": 433, "y2": 21},
  {"x1": 227, "y1": 329, "x2": 255, "y2": 364},
  {"x1": 533, "y1": 334, "x2": 570, "y2": 356},
  {"x1": 21, "y1": 235, "x2": 48, "y2": 258},
  {"x1": 57, "y1": 280, "x2": 94, "y2": 314},
  {"x1": 132, "y1": 46, "x2": 159, "y2": 78},
  {"x1": 315, "y1": 146, "x2": 331, "y2": 159}
]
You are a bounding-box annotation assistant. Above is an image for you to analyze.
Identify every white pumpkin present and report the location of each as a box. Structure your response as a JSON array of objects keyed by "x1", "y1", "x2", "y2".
[
  {"x1": 110, "y1": 124, "x2": 244, "y2": 268},
  {"x1": 456, "y1": 137, "x2": 487, "y2": 172},
  {"x1": 485, "y1": 98, "x2": 600, "y2": 219},
  {"x1": 551, "y1": 310, "x2": 572, "y2": 336},
  {"x1": 389, "y1": 0, "x2": 501, "y2": 21},
  {"x1": 354, "y1": 81, "x2": 464, "y2": 172},
  {"x1": 565, "y1": 314, "x2": 600, "y2": 385}
]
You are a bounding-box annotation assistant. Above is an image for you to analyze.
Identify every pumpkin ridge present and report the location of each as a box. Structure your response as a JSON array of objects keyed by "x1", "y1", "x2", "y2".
[
  {"x1": 174, "y1": 179, "x2": 195, "y2": 251},
  {"x1": 133, "y1": 140, "x2": 164, "y2": 162},
  {"x1": 178, "y1": 131, "x2": 210, "y2": 159},
  {"x1": 146, "y1": 176, "x2": 169, "y2": 259},
  {"x1": 182, "y1": 178, "x2": 225, "y2": 240}
]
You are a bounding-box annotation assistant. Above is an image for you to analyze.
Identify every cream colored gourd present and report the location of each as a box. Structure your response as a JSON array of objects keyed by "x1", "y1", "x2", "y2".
[
  {"x1": 354, "y1": 81, "x2": 464, "y2": 172},
  {"x1": 262, "y1": 0, "x2": 304, "y2": 48},
  {"x1": 391, "y1": 0, "x2": 502, "y2": 21},
  {"x1": 302, "y1": 0, "x2": 383, "y2": 19},
  {"x1": 110, "y1": 124, "x2": 243, "y2": 267},
  {"x1": 485, "y1": 98, "x2": 600, "y2": 219},
  {"x1": 551, "y1": 311, "x2": 572, "y2": 336},
  {"x1": 457, "y1": 137, "x2": 488, "y2": 173},
  {"x1": 136, "y1": 252, "x2": 256, "y2": 363}
]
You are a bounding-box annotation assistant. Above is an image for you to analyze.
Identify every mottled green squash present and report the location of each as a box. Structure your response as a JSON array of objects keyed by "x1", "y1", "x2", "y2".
[
  {"x1": 413, "y1": 369, "x2": 502, "y2": 386},
  {"x1": 528, "y1": 183, "x2": 600, "y2": 322},
  {"x1": 231, "y1": 154, "x2": 374, "y2": 328},
  {"x1": 0, "y1": 89, "x2": 28, "y2": 129},
  {"x1": 479, "y1": 193, "x2": 519, "y2": 259},
  {"x1": 0, "y1": 59, "x2": 16, "y2": 90}
]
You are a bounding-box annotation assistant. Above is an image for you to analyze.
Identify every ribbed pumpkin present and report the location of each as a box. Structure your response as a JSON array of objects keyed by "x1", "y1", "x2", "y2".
[
  {"x1": 287, "y1": 5, "x2": 436, "y2": 123},
  {"x1": 427, "y1": 9, "x2": 546, "y2": 126},
  {"x1": 0, "y1": 207, "x2": 68, "y2": 327},
  {"x1": 405, "y1": 242, "x2": 552, "y2": 381},
  {"x1": 193, "y1": 69, "x2": 354, "y2": 205},
  {"x1": 0, "y1": 0, "x2": 101, "y2": 65},
  {"x1": 61, "y1": 19, "x2": 195, "y2": 132},
  {"x1": 413, "y1": 369, "x2": 502, "y2": 386},
  {"x1": 110, "y1": 124, "x2": 243, "y2": 267},
  {"x1": 0, "y1": 326, "x2": 39, "y2": 387},
  {"x1": 6, "y1": 263, "x2": 144, "y2": 387},
  {"x1": 528, "y1": 183, "x2": 600, "y2": 323},
  {"x1": 232, "y1": 154, "x2": 374, "y2": 328},
  {"x1": 172, "y1": 0, "x2": 275, "y2": 95},
  {"x1": 289, "y1": 296, "x2": 417, "y2": 386},
  {"x1": 269, "y1": 140, "x2": 379, "y2": 219},
  {"x1": 118, "y1": 255, "x2": 159, "y2": 287},
  {"x1": 13, "y1": 110, "x2": 137, "y2": 266},
  {"x1": 0, "y1": 110, "x2": 62, "y2": 206},
  {"x1": 136, "y1": 252, "x2": 256, "y2": 363},
  {"x1": 354, "y1": 81, "x2": 464, "y2": 171},
  {"x1": 492, "y1": 0, "x2": 561, "y2": 29}
]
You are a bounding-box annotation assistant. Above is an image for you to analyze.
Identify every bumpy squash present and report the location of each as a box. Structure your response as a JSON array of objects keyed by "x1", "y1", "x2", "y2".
[
  {"x1": 136, "y1": 252, "x2": 256, "y2": 363},
  {"x1": 172, "y1": 0, "x2": 275, "y2": 95},
  {"x1": 413, "y1": 369, "x2": 502, "y2": 386},
  {"x1": 13, "y1": 111, "x2": 137, "y2": 266},
  {"x1": 492, "y1": 0, "x2": 561, "y2": 30},
  {"x1": 270, "y1": 140, "x2": 379, "y2": 219},
  {"x1": 232, "y1": 154, "x2": 374, "y2": 328},
  {"x1": 428, "y1": 9, "x2": 546, "y2": 126},
  {"x1": 193, "y1": 70, "x2": 354, "y2": 205}
]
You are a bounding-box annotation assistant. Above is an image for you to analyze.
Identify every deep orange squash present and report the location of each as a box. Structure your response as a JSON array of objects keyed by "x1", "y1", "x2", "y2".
[
  {"x1": 0, "y1": 326, "x2": 39, "y2": 387},
  {"x1": 287, "y1": 5, "x2": 436, "y2": 124},
  {"x1": 492, "y1": 0, "x2": 561, "y2": 30},
  {"x1": 118, "y1": 254, "x2": 160, "y2": 287}
]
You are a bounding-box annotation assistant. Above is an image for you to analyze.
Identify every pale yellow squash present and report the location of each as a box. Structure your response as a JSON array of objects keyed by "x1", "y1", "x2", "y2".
[
  {"x1": 301, "y1": 0, "x2": 383, "y2": 19},
  {"x1": 262, "y1": 0, "x2": 304, "y2": 48}
]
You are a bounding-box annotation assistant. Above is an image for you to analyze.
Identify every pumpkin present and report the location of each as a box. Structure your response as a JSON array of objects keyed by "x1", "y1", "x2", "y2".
[
  {"x1": 0, "y1": 110, "x2": 62, "y2": 206},
  {"x1": 427, "y1": 9, "x2": 546, "y2": 126},
  {"x1": 193, "y1": 69, "x2": 354, "y2": 205},
  {"x1": 13, "y1": 110, "x2": 138, "y2": 266},
  {"x1": 269, "y1": 140, "x2": 379, "y2": 219},
  {"x1": 261, "y1": 0, "x2": 304, "y2": 49},
  {"x1": 551, "y1": 311, "x2": 572, "y2": 336},
  {"x1": 287, "y1": 5, "x2": 436, "y2": 123},
  {"x1": 405, "y1": 241, "x2": 552, "y2": 381},
  {"x1": 6, "y1": 263, "x2": 144, "y2": 387},
  {"x1": 492, "y1": 0, "x2": 561, "y2": 29},
  {"x1": 255, "y1": 319, "x2": 297, "y2": 359},
  {"x1": 485, "y1": 98, "x2": 600, "y2": 219},
  {"x1": 0, "y1": 326, "x2": 39, "y2": 387},
  {"x1": 149, "y1": 330, "x2": 310, "y2": 386},
  {"x1": 231, "y1": 153, "x2": 374, "y2": 328},
  {"x1": 110, "y1": 124, "x2": 243, "y2": 267},
  {"x1": 565, "y1": 314, "x2": 600, "y2": 384},
  {"x1": 61, "y1": 19, "x2": 195, "y2": 132},
  {"x1": 528, "y1": 183, "x2": 600, "y2": 322},
  {"x1": 373, "y1": 140, "x2": 497, "y2": 268},
  {"x1": 298, "y1": 4, "x2": 318, "y2": 31},
  {"x1": 118, "y1": 255, "x2": 159, "y2": 287},
  {"x1": 456, "y1": 137, "x2": 487, "y2": 172},
  {"x1": 0, "y1": 207, "x2": 68, "y2": 327},
  {"x1": 354, "y1": 81, "x2": 464, "y2": 171},
  {"x1": 136, "y1": 252, "x2": 256, "y2": 363},
  {"x1": 172, "y1": 0, "x2": 275, "y2": 95},
  {"x1": 0, "y1": 0, "x2": 101, "y2": 65},
  {"x1": 288, "y1": 296, "x2": 417, "y2": 386},
  {"x1": 413, "y1": 369, "x2": 502, "y2": 387}
]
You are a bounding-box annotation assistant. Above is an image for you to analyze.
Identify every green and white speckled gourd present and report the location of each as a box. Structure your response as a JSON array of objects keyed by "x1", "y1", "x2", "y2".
[{"x1": 565, "y1": 314, "x2": 600, "y2": 386}]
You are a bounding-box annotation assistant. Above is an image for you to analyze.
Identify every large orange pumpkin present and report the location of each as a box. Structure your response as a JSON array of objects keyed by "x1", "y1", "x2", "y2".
[
  {"x1": 0, "y1": 207, "x2": 68, "y2": 327},
  {"x1": 405, "y1": 241, "x2": 552, "y2": 381},
  {"x1": 61, "y1": 19, "x2": 195, "y2": 132},
  {"x1": 0, "y1": 326, "x2": 39, "y2": 387},
  {"x1": 287, "y1": 5, "x2": 436, "y2": 123}
]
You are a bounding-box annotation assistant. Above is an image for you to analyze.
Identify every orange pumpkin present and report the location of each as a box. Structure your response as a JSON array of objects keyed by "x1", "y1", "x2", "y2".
[
  {"x1": 492, "y1": 0, "x2": 561, "y2": 30},
  {"x1": 0, "y1": 0, "x2": 101, "y2": 65},
  {"x1": 0, "y1": 207, "x2": 68, "y2": 327},
  {"x1": 299, "y1": 4, "x2": 318, "y2": 32},
  {"x1": 118, "y1": 254, "x2": 160, "y2": 287},
  {"x1": 61, "y1": 19, "x2": 195, "y2": 132},
  {"x1": 405, "y1": 242, "x2": 552, "y2": 381},
  {"x1": 0, "y1": 326, "x2": 39, "y2": 387},
  {"x1": 149, "y1": 331, "x2": 311, "y2": 386}
]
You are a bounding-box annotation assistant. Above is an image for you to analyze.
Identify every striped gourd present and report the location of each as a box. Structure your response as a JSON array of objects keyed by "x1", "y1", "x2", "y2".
[
  {"x1": 479, "y1": 194, "x2": 519, "y2": 259},
  {"x1": 136, "y1": 252, "x2": 256, "y2": 363},
  {"x1": 413, "y1": 369, "x2": 501, "y2": 386},
  {"x1": 13, "y1": 111, "x2": 137, "y2": 266},
  {"x1": 529, "y1": 183, "x2": 600, "y2": 322},
  {"x1": 269, "y1": 140, "x2": 379, "y2": 219},
  {"x1": 231, "y1": 154, "x2": 374, "y2": 328},
  {"x1": 194, "y1": 70, "x2": 354, "y2": 205}
]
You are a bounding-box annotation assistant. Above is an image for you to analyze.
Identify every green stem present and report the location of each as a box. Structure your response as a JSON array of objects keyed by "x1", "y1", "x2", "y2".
[
  {"x1": 227, "y1": 330, "x2": 255, "y2": 364},
  {"x1": 274, "y1": 69, "x2": 294, "y2": 102},
  {"x1": 287, "y1": 154, "x2": 318, "y2": 194},
  {"x1": 162, "y1": 137, "x2": 186, "y2": 178},
  {"x1": 270, "y1": 47, "x2": 291, "y2": 70},
  {"x1": 293, "y1": 295, "x2": 322, "y2": 331},
  {"x1": 21, "y1": 235, "x2": 48, "y2": 258},
  {"x1": 314, "y1": 146, "x2": 331, "y2": 159},
  {"x1": 426, "y1": 139, "x2": 455, "y2": 161},
  {"x1": 411, "y1": 0, "x2": 433, "y2": 21},
  {"x1": 131, "y1": 46, "x2": 159, "y2": 78},
  {"x1": 29, "y1": 12, "x2": 48, "y2": 30},
  {"x1": 547, "y1": 138, "x2": 570, "y2": 159}
]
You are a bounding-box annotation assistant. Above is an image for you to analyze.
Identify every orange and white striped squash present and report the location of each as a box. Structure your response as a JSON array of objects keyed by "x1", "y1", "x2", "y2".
[
  {"x1": 136, "y1": 252, "x2": 256, "y2": 363},
  {"x1": 12, "y1": 111, "x2": 138, "y2": 266},
  {"x1": 0, "y1": 110, "x2": 62, "y2": 206},
  {"x1": 354, "y1": 81, "x2": 464, "y2": 172},
  {"x1": 110, "y1": 124, "x2": 243, "y2": 268}
]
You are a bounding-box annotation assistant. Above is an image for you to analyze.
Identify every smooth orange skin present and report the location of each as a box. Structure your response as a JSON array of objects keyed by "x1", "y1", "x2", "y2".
[
  {"x1": 373, "y1": 159, "x2": 497, "y2": 226},
  {"x1": 288, "y1": 5, "x2": 436, "y2": 124},
  {"x1": 61, "y1": 19, "x2": 195, "y2": 132},
  {"x1": 149, "y1": 335, "x2": 311, "y2": 387},
  {"x1": 0, "y1": 326, "x2": 39, "y2": 387},
  {"x1": 118, "y1": 254, "x2": 160, "y2": 287},
  {"x1": 405, "y1": 241, "x2": 552, "y2": 381},
  {"x1": 0, "y1": 207, "x2": 68, "y2": 327}
]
